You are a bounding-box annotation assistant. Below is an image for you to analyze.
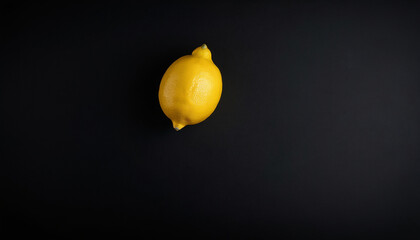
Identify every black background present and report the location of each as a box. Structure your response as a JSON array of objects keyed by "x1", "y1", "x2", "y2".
[{"x1": 1, "y1": 1, "x2": 420, "y2": 238}]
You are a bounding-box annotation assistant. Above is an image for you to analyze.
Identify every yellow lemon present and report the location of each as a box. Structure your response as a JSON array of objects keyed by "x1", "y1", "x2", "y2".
[{"x1": 158, "y1": 44, "x2": 222, "y2": 131}]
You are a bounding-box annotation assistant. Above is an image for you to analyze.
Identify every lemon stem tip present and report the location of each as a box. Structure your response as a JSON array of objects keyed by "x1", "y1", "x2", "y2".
[
  {"x1": 173, "y1": 123, "x2": 185, "y2": 131},
  {"x1": 201, "y1": 44, "x2": 207, "y2": 49}
]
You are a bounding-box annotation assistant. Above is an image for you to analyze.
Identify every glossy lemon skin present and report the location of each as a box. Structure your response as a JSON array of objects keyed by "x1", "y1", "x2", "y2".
[{"x1": 158, "y1": 44, "x2": 222, "y2": 131}]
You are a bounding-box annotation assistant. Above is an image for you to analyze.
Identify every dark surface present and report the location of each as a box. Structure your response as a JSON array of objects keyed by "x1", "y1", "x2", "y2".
[{"x1": 1, "y1": 1, "x2": 420, "y2": 238}]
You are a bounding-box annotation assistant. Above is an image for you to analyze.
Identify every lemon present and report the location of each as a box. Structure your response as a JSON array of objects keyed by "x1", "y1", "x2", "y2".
[{"x1": 158, "y1": 44, "x2": 222, "y2": 131}]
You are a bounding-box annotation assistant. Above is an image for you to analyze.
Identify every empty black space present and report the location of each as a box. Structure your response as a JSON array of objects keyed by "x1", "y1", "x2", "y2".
[{"x1": 1, "y1": 1, "x2": 420, "y2": 239}]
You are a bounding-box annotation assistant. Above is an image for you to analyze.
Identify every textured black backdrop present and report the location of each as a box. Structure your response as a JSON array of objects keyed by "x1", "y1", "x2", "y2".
[{"x1": 1, "y1": 1, "x2": 420, "y2": 238}]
